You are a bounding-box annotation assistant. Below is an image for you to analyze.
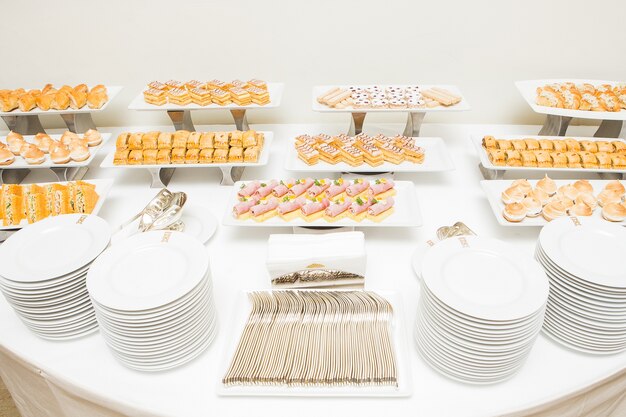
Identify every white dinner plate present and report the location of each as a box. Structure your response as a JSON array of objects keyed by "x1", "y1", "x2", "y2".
[
  {"x1": 0, "y1": 214, "x2": 111, "y2": 282},
  {"x1": 421, "y1": 236, "x2": 549, "y2": 321},
  {"x1": 178, "y1": 205, "x2": 217, "y2": 244},
  {"x1": 284, "y1": 137, "x2": 455, "y2": 173},
  {"x1": 87, "y1": 231, "x2": 209, "y2": 311},
  {"x1": 539, "y1": 217, "x2": 626, "y2": 288}
]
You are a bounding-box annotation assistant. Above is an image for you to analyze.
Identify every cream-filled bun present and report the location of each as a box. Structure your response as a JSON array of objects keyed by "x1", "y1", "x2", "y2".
[
  {"x1": 0, "y1": 148, "x2": 15, "y2": 165},
  {"x1": 502, "y1": 202, "x2": 527, "y2": 222},
  {"x1": 602, "y1": 202, "x2": 626, "y2": 222},
  {"x1": 501, "y1": 186, "x2": 526, "y2": 204},
  {"x1": 604, "y1": 180, "x2": 625, "y2": 197},
  {"x1": 6, "y1": 130, "x2": 23, "y2": 142},
  {"x1": 569, "y1": 202, "x2": 593, "y2": 217},
  {"x1": 22, "y1": 146, "x2": 45, "y2": 165},
  {"x1": 542, "y1": 201, "x2": 568, "y2": 222},
  {"x1": 83, "y1": 129, "x2": 102, "y2": 146},
  {"x1": 34, "y1": 133, "x2": 55, "y2": 153},
  {"x1": 522, "y1": 196, "x2": 542, "y2": 217},
  {"x1": 69, "y1": 143, "x2": 90, "y2": 162},
  {"x1": 50, "y1": 144, "x2": 71, "y2": 164},
  {"x1": 536, "y1": 174, "x2": 557, "y2": 196},
  {"x1": 7, "y1": 137, "x2": 25, "y2": 155},
  {"x1": 572, "y1": 179, "x2": 594, "y2": 195},
  {"x1": 60, "y1": 131, "x2": 80, "y2": 146}
]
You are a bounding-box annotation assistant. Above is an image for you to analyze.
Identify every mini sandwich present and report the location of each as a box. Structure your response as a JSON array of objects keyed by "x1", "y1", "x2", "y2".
[
  {"x1": 367, "y1": 197, "x2": 395, "y2": 222},
  {"x1": 73, "y1": 183, "x2": 99, "y2": 214},
  {"x1": 3, "y1": 193, "x2": 24, "y2": 226},
  {"x1": 25, "y1": 191, "x2": 48, "y2": 224}
]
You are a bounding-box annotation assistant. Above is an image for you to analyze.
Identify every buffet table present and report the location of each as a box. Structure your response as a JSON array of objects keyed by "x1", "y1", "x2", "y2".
[{"x1": 0, "y1": 122, "x2": 625, "y2": 417}]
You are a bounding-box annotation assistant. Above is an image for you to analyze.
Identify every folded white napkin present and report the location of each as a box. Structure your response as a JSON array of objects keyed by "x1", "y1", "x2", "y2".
[{"x1": 267, "y1": 232, "x2": 366, "y2": 287}]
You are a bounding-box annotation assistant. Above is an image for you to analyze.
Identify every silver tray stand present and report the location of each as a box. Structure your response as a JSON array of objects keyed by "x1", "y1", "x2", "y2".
[
  {"x1": 348, "y1": 111, "x2": 426, "y2": 137},
  {"x1": 148, "y1": 109, "x2": 251, "y2": 188}
]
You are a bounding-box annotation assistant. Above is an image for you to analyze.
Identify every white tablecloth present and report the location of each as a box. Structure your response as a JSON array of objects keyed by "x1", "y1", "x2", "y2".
[{"x1": 0, "y1": 122, "x2": 625, "y2": 417}]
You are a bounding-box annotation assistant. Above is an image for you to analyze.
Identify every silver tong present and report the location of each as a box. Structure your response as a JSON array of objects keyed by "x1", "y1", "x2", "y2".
[
  {"x1": 115, "y1": 189, "x2": 187, "y2": 234},
  {"x1": 435, "y1": 221, "x2": 476, "y2": 241}
]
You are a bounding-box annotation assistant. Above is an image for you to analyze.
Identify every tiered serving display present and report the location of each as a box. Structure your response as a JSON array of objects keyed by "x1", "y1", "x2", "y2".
[
  {"x1": 0, "y1": 130, "x2": 111, "y2": 184},
  {"x1": 312, "y1": 84, "x2": 469, "y2": 136},
  {"x1": 102, "y1": 130, "x2": 272, "y2": 187},
  {"x1": 0, "y1": 84, "x2": 121, "y2": 135},
  {"x1": 516, "y1": 79, "x2": 626, "y2": 139},
  {"x1": 225, "y1": 177, "x2": 421, "y2": 227}
]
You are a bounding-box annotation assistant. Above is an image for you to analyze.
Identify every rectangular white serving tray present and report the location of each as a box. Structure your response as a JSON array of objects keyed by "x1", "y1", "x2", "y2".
[
  {"x1": 100, "y1": 132, "x2": 273, "y2": 169},
  {"x1": 284, "y1": 137, "x2": 455, "y2": 173},
  {"x1": 0, "y1": 178, "x2": 114, "y2": 231},
  {"x1": 471, "y1": 134, "x2": 626, "y2": 174},
  {"x1": 480, "y1": 179, "x2": 625, "y2": 227},
  {"x1": 0, "y1": 133, "x2": 111, "y2": 169},
  {"x1": 222, "y1": 180, "x2": 422, "y2": 228},
  {"x1": 515, "y1": 79, "x2": 626, "y2": 121},
  {"x1": 217, "y1": 289, "x2": 412, "y2": 397},
  {"x1": 128, "y1": 83, "x2": 284, "y2": 111},
  {"x1": 311, "y1": 84, "x2": 470, "y2": 113},
  {"x1": 0, "y1": 86, "x2": 122, "y2": 116}
]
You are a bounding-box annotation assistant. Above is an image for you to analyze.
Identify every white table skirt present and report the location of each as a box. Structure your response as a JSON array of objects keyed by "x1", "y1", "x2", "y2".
[{"x1": 0, "y1": 122, "x2": 625, "y2": 417}]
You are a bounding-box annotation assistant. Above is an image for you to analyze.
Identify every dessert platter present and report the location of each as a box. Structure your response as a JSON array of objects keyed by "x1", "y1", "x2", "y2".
[
  {"x1": 218, "y1": 289, "x2": 412, "y2": 397},
  {"x1": 129, "y1": 79, "x2": 284, "y2": 131},
  {"x1": 0, "y1": 84, "x2": 122, "y2": 135},
  {"x1": 224, "y1": 177, "x2": 422, "y2": 228},
  {"x1": 285, "y1": 133, "x2": 454, "y2": 173},
  {"x1": 481, "y1": 178, "x2": 626, "y2": 226},
  {"x1": 472, "y1": 134, "x2": 626, "y2": 180},
  {"x1": 0, "y1": 130, "x2": 111, "y2": 184},
  {"x1": 101, "y1": 130, "x2": 272, "y2": 187},
  {"x1": 515, "y1": 79, "x2": 626, "y2": 138},
  {"x1": 0, "y1": 179, "x2": 113, "y2": 230},
  {"x1": 312, "y1": 84, "x2": 469, "y2": 136}
]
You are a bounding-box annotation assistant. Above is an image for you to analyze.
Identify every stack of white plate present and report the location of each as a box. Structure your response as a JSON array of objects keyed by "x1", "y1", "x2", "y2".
[
  {"x1": 0, "y1": 214, "x2": 111, "y2": 340},
  {"x1": 87, "y1": 231, "x2": 217, "y2": 371},
  {"x1": 414, "y1": 236, "x2": 549, "y2": 384},
  {"x1": 536, "y1": 216, "x2": 626, "y2": 354}
]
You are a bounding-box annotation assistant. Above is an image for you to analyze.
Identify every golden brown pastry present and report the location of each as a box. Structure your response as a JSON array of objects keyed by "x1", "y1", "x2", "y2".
[
  {"x1": 199, "y1": 148, "x2": 213, "y2": 163},
  {"x1": 565, "y1": 139, "x2": 581, "y2": 152},
  {"x1": 157, "y1": 149, "x2": 171, "y2": 164},
  {"x1": 36, "y1": 93, "x2": 54, "y2": 111},
  {"x1": 17, "y1": 93, "x2": 36, "y2": 112},
  {"x1": 83, "y1": 129, "x2": 102, "y2": 147},
  {"x1": 502, "y1": 202, "x2": 527, "y2": 222},
  {"x1": 142, "y1": 132, "x2": 158, "y2": 150},
  {"x1": 128, "y1": 133, "x2": 144, "y2": 150},
  {"x1": 580, "y1": 140, "x2": 598, "y2": 153},
  {"x1": 187, "y1": 132, "x2": 201, "y2": 149},
  {"x1": 171, "y1": 147, "x2": 185, "y2": 164},
  {"x1": 604, "y1": 180, "x2": 625, "y2": 196},
  {"x1": 199, "y1": 132, "x2": 214, "y2": 149},
  {"x1": 51, "y1": 144, "x2": 71, "y2": 164},
  {"x1": 496, "y1": 140, "x2": 512, "y2": 150},
  {"x1": 501, "y1": 186, "x2": 526, "y2": 204},
  {"x1": 173, "y1": 130, "x2": 190, "y2": 148},
  {"x1": 116, "y1": 132, "x2": 130, "y2": 149},
  {"x1": 521, "y1": 151, "x2": 537, "y2": 167},
  {"x1": 87, "y1": 85, "x2": 108, "y2": 109},
  {"x1": 157, "y1": 132, "x2": 173, "y2": 149},
  {"x1": 538, "y1": 139, "x2": 554, "y2": 151},
  {"x1": 51, "y1": 91, "x2": 70, "y2": 110},
  {"x1": 602, "y1": 202, "x2": 626, "y2": 222},
  {"x1": 70, "y1": 143, "x2": 90, "y2": 162},
  {"x1": 482, "y1": 135, "x2": 497, "y2": 149},
  {"x1": 22, "y1": 145, "x2": 45, "y2": 164},
  {"x1": 542, "y1": 201, "x2": 568, "y2": 222},
  {"x1": 487, "y1": 149, "x2": 506, "y2": 166},
  {"x1": 68, "y1": 89, "x2": 87, "y2": 109},
  {"x1": 128, "y1": 150, "x2": 143, "y2": 165},
  {"x1": 143, "y1": 149, "x2": 157, "y2": 165},
  {"x1": 0, "y1": 148, "x2": 15, "y2": 165},
  {"x1": 536, "y1": 175, "x2": 557, "y2": 196},
  {"x1": 185, "y1": 148, "x2": 199, "y2": 164},
  {"x1": 569, "y1": 202, "x2": 593, "y2": 217}
]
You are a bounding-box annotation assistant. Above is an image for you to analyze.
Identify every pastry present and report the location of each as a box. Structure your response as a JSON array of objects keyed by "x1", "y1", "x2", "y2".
[
  {"x1": 572, "y1": 180, "x2": 594, "y2": 195},
  {"x1": 143, "y1": 88, "x2": 167, "y2": 106},
  {"x1": 69, "y1": 144, "x2": 89, "y2": 162},
  {"x1": 171, "y1": 148, "x2": 185, "y2": 164},
  {"x1": 157, "y1": 149, "x2": 171, "y2": 165},
  {"x1": 597, "y1": 189, "x2": 623, "y2": 207},
  {"x1": 22, "y1": 145, "x2": 45, "y2": 164},
  {"x1": 214, "y1": 132, "x2": 229, "y2": 149},
  {"x1": 602, "y1": 202, "x2": 626, "y2": 222},
  {"x1": 502, "y1": 202, "x2": 527, "y2": 222},
  {"x1": 184, "y1": 149, "x2": 199, "y2": 164},
  {"x1": 143, "y1": 149, "x2": 157, "y2": 165},
  {"x1": 199, "y1": 132, "x2": 214, "y2": 149},
  {"x1": 173, "y1": 130, "x2": 190, "y2": 148},
  {"x1": 167, "y1": 88, "x2": 191, "y2": 106},
  {"x1": 213, "y1": 148, "x2": 228, "y2": 163},
  {"x1": 243, "y1": 147, "x2": 259, "y2": 163},
  {"x1": 17, "y1": 93, "x2": 36, "y2": 112},
  {"x1": 60, "y1": 131, "x2": 80, "y2": 147},
  {"x1": 229, "y1": 131, "x2": 243, "y2": 147},
  {"x1": 228, "y1": 147, "x2": 243, "y2": 163},
  {"x1": 501, "y1": 186, "x2": 526, "y2": 204},
  {"x1": 604, "y1": 180, "x2": 625, "y2": 196},
  {"x1": 113, "y1": 149, "x2": 129, "y2": 165},
  {"x1": 34, "y1": 133, "x2": 54, "y2": 153},
  {"x1": 83, "y1": 129, "x2": 102, "y2": 147},
  {"x1": 50, "y1": 144, "x2": 71, "y2": 164},
  {"x1": 157, "y1": 132, "x2": 173, "y2": 149},
  {"x1": 511, "y1": 179, "x2": 532, "y2": 195},
  {"x1": 569, "y1": 202, "x2": 593, "y2": 217},
  {"x1": 542, "y1": 201, "x2": 568, "y2": 222},
  {"x1": 68, "y1": 89, "x2": 87, "y2": 109},
  {"x1": 116, "y1": 132, "x2": 130, "y2": 149},
  {"x1": 0, "y1": 148, "x2": 15, "y2": 165},
  {"x1": 575, "y1": 193, "x2": 597, "y2": 210},
  {"x1": 522, "y1": 197, "x2": 542, "y2": 217},
  {"x1": 199, "y1": 148, "x2": 213, "y2": 163},
  {"x1": 530, "y1": 188, "x2": 550, "y2": 206}
]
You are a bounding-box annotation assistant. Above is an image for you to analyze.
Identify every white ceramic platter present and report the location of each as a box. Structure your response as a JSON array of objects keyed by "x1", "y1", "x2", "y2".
[
  {"x1": 0, "y1": 178, "x2": 114, "y2": 231},
  {"x1": 515, "y1": 79, "x2": 626, "y2": 121},
  {"x1": 100, "y1": 132, "x2": 273, "y2": 170},
  {"x1": 471, "y1": 134, "x2": 626, "y2": 174},
  {"x1": 312, "y1": 85, "x2": 470, "y2": 113},
  {"x1": 480, "y1": 179, "x2": 626, "y2": 227},
  {"x1": 0, "y1": 86, "x2": 122, "y2": 116},
  {"x1": 223, "y1": 180, "x2": 422, "y2": 228},
  {"x1": 128, "y1": 83, "x2": 283, "y2": 111},
  {"x1": 284, "y1": 137, "x2": 455, "y2": 173}
]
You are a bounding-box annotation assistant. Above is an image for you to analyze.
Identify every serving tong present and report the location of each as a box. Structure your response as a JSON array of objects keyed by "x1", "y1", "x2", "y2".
[
  {"x1": 435, "y1": 221, "x2": 476, "y2": 241},
  {"x1": 115, "y1": 188, "x2": 188, "y2": 235}
]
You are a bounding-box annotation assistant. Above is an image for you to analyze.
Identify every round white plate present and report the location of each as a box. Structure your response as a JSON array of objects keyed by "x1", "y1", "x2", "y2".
[
  {"x1": 539, "y1": 217, "x2": 626, "y2": 289},
  {"x1": 0, "y1": 214, "x2": 110, "y2": 282},
  {"x1": 421, "y1": 236, "x2": 549, "y2": 322},
  {"x1": 87, "y1": 231, "x2": 209, "y2": 311},
  {"x1": 179, "y1": 205, "x2": 218, "y2": 244}
]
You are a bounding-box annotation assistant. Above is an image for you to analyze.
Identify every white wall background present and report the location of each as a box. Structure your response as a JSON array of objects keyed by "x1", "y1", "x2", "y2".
[{"x1": 1, "y1": 0, "x2": 625, "y2": 129}]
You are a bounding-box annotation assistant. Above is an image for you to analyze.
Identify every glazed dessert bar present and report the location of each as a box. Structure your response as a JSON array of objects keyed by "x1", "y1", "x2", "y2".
[
  {"x1": 535, "y1": 82, "x2": 626, "y2": 112},
  {"x1": 113, "y1": 130, "x2": 263, "y2": 165},
  {"x1": 142, "y1": 79, "x2": 270, "y2": 106},
  {"x1": 295, "y1": 133, "x2": 424, "y2": 167},
  {"x1": 233, "y1": 177, "x2": 396, "y2": 223},
  {"x1": 0, "y1": 84, "x2": 108, "y2": 112},
  {"x1": 500, "y1": 177, "x2": 626, "y2": 223},
  {"x1": 222, "y1": 290, "x2": 397, "y2": 387},
  {"x1": 317, "y1": 85, "x2": 462, "y2": 110},
  {"x1": 0, "y1": 181, "x2": 99, "y2": 226},
  {"x1": 482, "y1": 136, "x2": 626, "y2": 169}
]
